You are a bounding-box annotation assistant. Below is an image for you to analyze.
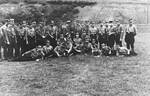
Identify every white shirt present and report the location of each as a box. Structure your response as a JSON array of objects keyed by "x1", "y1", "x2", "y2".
[
  {"x1": 0, "y1": 25, "x2": 7, "y2": 37},
  {"x1": 126, "y1": 24, "x2": 137, "y2": 33}
]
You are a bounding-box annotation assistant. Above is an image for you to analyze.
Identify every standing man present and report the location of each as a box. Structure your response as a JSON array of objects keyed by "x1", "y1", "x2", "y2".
[
  {"x1": 98, "y1": 24, "x2": 105, "y2": 49},
  {"x1": 125, "y1": 19, "x2": 137, "y2": 55},
  {"x1": 108, "y1": 24, "x2": 116, "y2": 49},
  {"x1": 36, "y1": 22, "x2": 46, "y2": 46},
  {"x1": 0, "y1": 22, "x2": 4, "y2": 60},
  {"x1": 1, "y1": 19, "x2": 9, "y2": 60},
  {"x1": 27, "y1": 22, "x2": 36, "y2": 51},
  {"x1": 4, "y1": 19, "x2": 18, "y2": 59},
  {"x1": 20, "y1": 21, "x2": 29, "y2": 54},
  {"x1": 104, "y1": 24, "x2": 109, "y2": 45},
  {"x1": 89, "y1": 24, "x2": 98, "y2": 41},
  {"x1": 115, "y1": 20, "x2": 123, "y2": 47}
]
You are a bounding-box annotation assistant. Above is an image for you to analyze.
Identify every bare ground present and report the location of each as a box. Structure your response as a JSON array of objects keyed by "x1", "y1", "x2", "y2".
[{"x1": 0, "y1": 33, "x2": 150, "y2": 96}]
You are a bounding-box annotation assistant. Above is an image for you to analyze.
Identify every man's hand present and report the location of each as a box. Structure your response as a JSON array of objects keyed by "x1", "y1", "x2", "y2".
[
  {"x1": 7, "y1": 41, "x2": 10, "y2": 45},
  {"x1": 133, "y1": 32, "x2": 136, "y2": 36},
  {"x1": 42, "y1": 36, "x2": 46, "y2": 38}
]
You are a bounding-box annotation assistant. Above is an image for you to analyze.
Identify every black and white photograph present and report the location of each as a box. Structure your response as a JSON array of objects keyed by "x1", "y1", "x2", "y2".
[{"x1": 0, "y1": 0, "x2": 148, "y2": 96}]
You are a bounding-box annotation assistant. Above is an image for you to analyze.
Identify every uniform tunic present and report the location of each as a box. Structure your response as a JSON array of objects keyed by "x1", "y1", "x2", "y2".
[
  {"x1": 89, "y1": 26, "x2": 98, "y2": 40},
  {"x1": 115, "y1": 25, "x2": 123, "y2": 46},
  {"x1": 27, "y1": 27, "x2": 36, "y2": 50}
]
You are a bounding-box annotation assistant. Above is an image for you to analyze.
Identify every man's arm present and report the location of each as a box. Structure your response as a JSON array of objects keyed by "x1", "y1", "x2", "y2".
[
  {"x1": 22, "y1": 49, "x2": 33, "y2": 56},
  {"x1": 133, "y1": 25, "x2": 137, "y2": 36},
  {"x1": 2, "y1": 28, "x2": 9, "y2": 45},
  {"x1": 67, "y1": 42, "x2": 73, "y2": 53},
  {"x1": 54, "y1": 47, "x2": 60, "y2": 56}
]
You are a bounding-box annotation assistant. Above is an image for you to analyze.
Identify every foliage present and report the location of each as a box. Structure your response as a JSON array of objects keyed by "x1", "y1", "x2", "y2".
[{"x1": 5, "y1": 1, "x2": 94, "y2": 24}]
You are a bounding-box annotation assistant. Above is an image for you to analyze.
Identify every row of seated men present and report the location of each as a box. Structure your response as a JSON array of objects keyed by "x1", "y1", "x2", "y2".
[{"x1": 12, "y1": 35, "x2": 131, "y2": 62}]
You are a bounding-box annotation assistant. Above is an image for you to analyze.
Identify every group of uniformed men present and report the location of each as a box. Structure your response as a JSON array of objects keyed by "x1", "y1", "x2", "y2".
[{"x1": 0, "y1": 18, "x2": 137, "y2": 61}]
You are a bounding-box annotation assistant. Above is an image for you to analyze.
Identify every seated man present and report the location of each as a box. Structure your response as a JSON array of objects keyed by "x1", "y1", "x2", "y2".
[
  {"x1": 91, "y1": 39, "x2": 100, "y2": 56},
  {"x1": 101, "y1": 43, "x2": 111, "y2": 56},
  {"x1": 117, "y1": 46, "x2": 130, "y2": 56},
  {"x1": 82, "y1": 39, "x2": 92, "y2": 55},
  {"x1": 65, "y1": 36, "x2": 73, "y2": 56},
  {"x1": 73, "y1": 33, "x2": 83, "y2": 53},
  {"x1": 43, "y1": 40, "x2": 56, "y2": 58},
  {"x1": 54, "y1": 40, "x2": 67, "y2": 57}
]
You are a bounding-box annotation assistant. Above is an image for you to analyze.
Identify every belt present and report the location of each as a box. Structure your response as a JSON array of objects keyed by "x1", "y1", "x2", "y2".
[{"x1": 8, "y1": 35, "x2": 16, "y2": 38}]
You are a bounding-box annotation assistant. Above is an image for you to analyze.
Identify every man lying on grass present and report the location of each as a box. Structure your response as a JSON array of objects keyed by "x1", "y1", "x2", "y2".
[
  {"x1": 101, "y1": 43, "x2": 131, "y2": 56},
  {"x1": 11, "y1": 40, "x2": 55, "y2": 61}
]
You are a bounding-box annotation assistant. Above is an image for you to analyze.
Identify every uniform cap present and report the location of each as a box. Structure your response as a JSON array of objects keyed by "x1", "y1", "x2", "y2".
[
  {"x1": 115, "y1": 19, "x2": 120, "y2": 22},
  {"x1": 32, "y1": 21, "x2": 36, "y2": 24},
  {"x1": 129, "y1": 18, "x2": 133, "y2": 22},
  {"x1": 67, "y1": 20, "x2": 71, "y2": 23},
  {"x1": 46, "y1": 40, "x2": 50, "y2": 43},
  {"x1": 10, "y1": 19, "x2": 14, "y2": 21}
]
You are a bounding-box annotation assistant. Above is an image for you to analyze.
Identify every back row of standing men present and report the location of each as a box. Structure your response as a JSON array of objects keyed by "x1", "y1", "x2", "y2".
[{"x1": 0, "y1": 18, "x2": 137, "y2": 60}]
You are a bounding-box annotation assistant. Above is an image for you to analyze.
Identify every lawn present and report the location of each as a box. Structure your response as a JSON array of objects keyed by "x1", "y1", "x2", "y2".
[{"x1": 0, "y1": 33, "x2": 149, "y2": 96}]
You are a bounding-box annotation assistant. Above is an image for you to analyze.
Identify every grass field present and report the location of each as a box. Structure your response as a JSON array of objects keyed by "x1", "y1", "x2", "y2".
[{"x1": 0, "y1": 33, "x2": 149, "y2": 96}]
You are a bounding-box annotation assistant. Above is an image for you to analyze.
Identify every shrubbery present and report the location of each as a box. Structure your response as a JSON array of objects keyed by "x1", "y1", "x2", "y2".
[{"x1": 5, "y1": 1, "x2": 95, "y2": 24}]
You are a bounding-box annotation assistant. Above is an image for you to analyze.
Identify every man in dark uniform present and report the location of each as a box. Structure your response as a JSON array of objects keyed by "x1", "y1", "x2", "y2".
[
  {"x1": 91, "y1": 39, "x2": 100, "y2": 56},
  {"x1": 4, "y1": 19, "x2": 18, "y2": 59},
  {"x1": 0, "y1": 22, "x2": 4, "y2": 60},
  {"x1": 115, "y1": 20, "x2": 123, "y2": 47},
  {"x1": 13, "y1": 23, "x2": 21, "y2": 57},
  {"x1": 73, "y1": 33, "x2": 83, "y2": 54},
  {"x1": 89, "y1": 24, "x2": 98, "y2": 41},
  {"x1": 108, "y1": 24, "x2": 116, "y2": 49},
  {"x1": 125, "y1": 19, "x2": 137, "y2": 56},
  {"x1": 61, "y1": 22, "x2": 69, "y2": 36},
  {"x1": 98, "y1": 24, "x2": 105, "y2": 49},
  {"x1": 17, "y1": 25, "x2": 23, "y2": 56},
  {"x1": 82, "y1": 39, "x2": 92, "y2": 55},
  {"x1": 54, "y1": 34, "x2": 67, "y2": 57},
  {"x1": 1, "y1": 19, "x2": 10, "y2": 60},
  {"x1": 104, "y1": 24, "x2": 109, "y2": 45},
  {"x1": 20, "y1": 21, "x2": 30, "y2": 54},
  {"x1": 27, "y1": 22, "x2": 36, "y2": 51},
  {"x1": 35, "y1": 22, "x2": 46, "y2": 46},
  {"x1": 44, "y1": 24, "x2": 57, "y2": 48}
]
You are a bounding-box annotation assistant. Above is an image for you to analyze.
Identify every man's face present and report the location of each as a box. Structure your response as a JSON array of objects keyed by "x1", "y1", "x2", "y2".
[
  {"x1": 82, "y1": 32, "x2": 86, "y2": 35},
  {"x1": 76, "y1": 34, "x2": 79, "y2": 38},
  {"x1": 23, "y1": 21, "x2": 27, "y2": 26},
  {"x1": 116, "y1": 21, "x2": 120, "y2": 26},
  {"x1": 46, "y1": 42, "x2": 50, "y2": 46},
  {"x1": 39, "y1": 23, "x2": 43, "y2": 27},
  {"x1": 92, "y1": 39, "x2": 96, "y2": 43},
  {"x1": 32, "y1": 22, "x2": 36, "y2": 27},
  {"x1": 85, "y1": 39, "x2": 89, "y2": 43},
  {"x1": 110, "y1": 25, "x2": 113, "y2": 28},
  {"x1": 60, "y1": 34, "x2": 64, "y2": 38},
  {"x1": 9, "y1": 20, "x2": 14, "y2": 25},
  {"x1": 101, "y1": 44, "x2": 106, "y2": 48},
  {"x1": 129, "y1": 21, "x2": 133, "y2": 26}
]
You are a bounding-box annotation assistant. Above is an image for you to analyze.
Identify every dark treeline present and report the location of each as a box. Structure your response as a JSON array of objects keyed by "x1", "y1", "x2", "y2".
[{"x1": 2, "y1": 0, "x2": 96, "y2": 24}]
